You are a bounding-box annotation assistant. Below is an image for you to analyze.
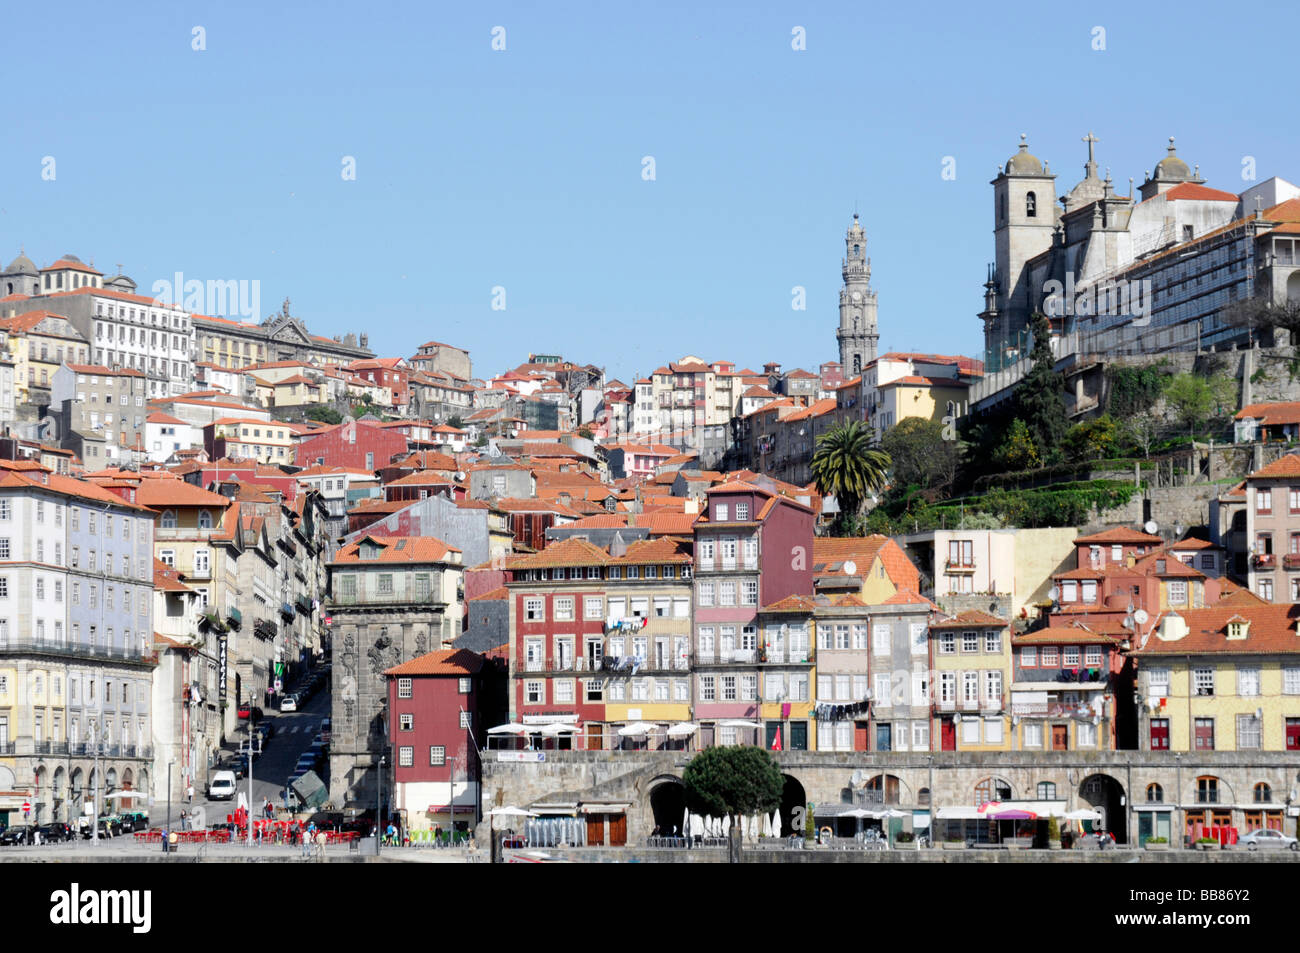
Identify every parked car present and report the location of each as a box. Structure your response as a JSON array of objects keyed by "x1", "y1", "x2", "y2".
[
  {"x1": 1239, "y1": 829, "x2": 1299, "y2": 851},
  {"x1": 36, "y1": 823, "x2": 74, "y2": 842},
  {"x1": 120, "y1": 813, "x2": 150, "y2": 833},
  {"x1": 0, "y1": 825, "x2": 34, "y2": 846}
]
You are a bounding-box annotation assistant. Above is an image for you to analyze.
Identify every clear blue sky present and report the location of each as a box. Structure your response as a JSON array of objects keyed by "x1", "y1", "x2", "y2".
[{"x1": 3, "y1": 0, "x2": 1296, "y2": 384}]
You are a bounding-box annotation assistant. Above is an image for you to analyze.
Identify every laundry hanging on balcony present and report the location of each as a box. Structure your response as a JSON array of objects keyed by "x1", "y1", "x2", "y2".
[{"x1": 604, "y1": 616, "x2": 648, "y2": 633}]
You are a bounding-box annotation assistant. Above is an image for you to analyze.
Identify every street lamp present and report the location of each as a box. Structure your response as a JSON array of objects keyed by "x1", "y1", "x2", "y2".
[
  {"x1": 164, "y1": 761, "x2": 174, "y2": 854},
  {"x1": 87, "y1": 718, "x2": 106, "y2": 844}
]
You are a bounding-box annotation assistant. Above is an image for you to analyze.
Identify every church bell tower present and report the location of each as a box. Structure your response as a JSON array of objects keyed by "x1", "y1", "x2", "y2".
[{"x1": 837, "y1": 213, "x2": 878, "y2": 376}]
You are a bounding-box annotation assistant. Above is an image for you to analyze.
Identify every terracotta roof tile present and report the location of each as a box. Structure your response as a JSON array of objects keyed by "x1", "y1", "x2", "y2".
[{"x1": 384, "y1": 648, "x2": 484, "y2": 676}]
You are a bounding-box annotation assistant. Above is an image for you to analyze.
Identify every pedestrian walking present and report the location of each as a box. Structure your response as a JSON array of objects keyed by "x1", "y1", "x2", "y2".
[{"x1": 186, "y1": 783, "x2": 194, "y2": 804}]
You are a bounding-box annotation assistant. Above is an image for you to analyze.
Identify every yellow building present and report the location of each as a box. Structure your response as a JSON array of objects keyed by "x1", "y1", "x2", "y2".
[
  {"x1": 811, "y1": 536, "x2": 923, "y2": 604},
  {"x1": 1134, "y1": 605, "x2": 1300, "y2": 754},
  {"x1": 872, "y1": 375, "x2": 970, "y2": 436},
  {"x1": 0, "y1": 310, "x2": 91, "y2": 401},
  {"x1": 930, "y1": 611, "x2": 1013, "y2": 751}
]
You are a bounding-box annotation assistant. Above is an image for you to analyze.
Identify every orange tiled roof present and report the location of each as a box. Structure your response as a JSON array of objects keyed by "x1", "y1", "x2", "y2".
[
  {"x1": 384, "y1": 648, "x2": 484, "y2": 677},
  {"x1": 930, "y1": 610, "x2": 1009, "y2": 629},
  {"x1": 1247, "y1": 454, "x2": 1300, "y2": 480},
  {"x1": 1134, "y1": 604, "x2": 1300, "y2": 656},
  {"x1": 1235, "y1": 401, "x2": 1300, "y2": 426},
  {"x1": 1073, "y1": 526, "x2": 1164, "y2": 545},
  {"x1": 332, "y1": 535, "x2": 460, "y2": 564},
  {"x1": 1161, "y1": 182, "x2": 1240, "y2": 203}
]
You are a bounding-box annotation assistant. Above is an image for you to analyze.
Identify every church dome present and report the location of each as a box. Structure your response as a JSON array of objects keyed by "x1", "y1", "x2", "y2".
[
  {"x1": 3, "y1": 253, "x2": 37, "y2": 275},
  {"x1": 1005, "y1": 135, "x2": 1043, "y2": 175},
  {"x1": 1153, "y1": 137, "x2": 1191, "y2": 181}
]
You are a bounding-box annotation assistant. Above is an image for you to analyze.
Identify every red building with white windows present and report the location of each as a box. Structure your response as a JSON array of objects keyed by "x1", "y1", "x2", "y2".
[
  {"x1": 384, "y1": 648, "x2": 503, "y2": 834},
  {"x1": 294, "y1": 419, "x2": 408, "y2": 472}
]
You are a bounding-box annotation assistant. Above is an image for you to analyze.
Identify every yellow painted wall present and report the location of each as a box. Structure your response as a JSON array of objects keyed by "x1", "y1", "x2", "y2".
[{"x1": 1149, "y1": 660, "x2": 1300, "y2": 752}]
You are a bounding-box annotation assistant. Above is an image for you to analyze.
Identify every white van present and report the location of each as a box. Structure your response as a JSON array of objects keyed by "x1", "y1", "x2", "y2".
[{"x1": 207, "y1": 770, "x2": 238, "y2": 801}]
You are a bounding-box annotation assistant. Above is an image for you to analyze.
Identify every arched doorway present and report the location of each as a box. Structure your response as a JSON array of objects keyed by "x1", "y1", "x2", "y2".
[
  {"x1": 52, "y1": 767, "x2": 66, "y2": 822},
  {"x1": 779, "y1": 775, "x2": 806, "y2": 837},
  {"x1": 974, "y1": 776, "x2": 1013, "y2": 805},
  {"x1": 1079, "y1": 773, "x2": 1128, "y2": 844},
  {"x1": 649, "y1": 779, "x2": 686, "y2": 837},
  {"x1": 33, "y1": 765, "x2": 48, "y2": 823},
  {"x1": 69, "y1": 767, "x2": 83, "y2": 814},
  {"x1": 105, "y1": 767, "x2": 118, "y2": 794},
  {"x1": 866, "y1": 773, "x2": 905, "y2": 805},
  {"x1": 122, "y1": 768, "x2": 134, "y2": 791}
]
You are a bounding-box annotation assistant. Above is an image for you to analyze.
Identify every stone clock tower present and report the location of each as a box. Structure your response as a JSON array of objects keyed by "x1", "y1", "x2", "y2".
[{"x1": 837, "y1": 213, "x2": 879, "y2": 376}]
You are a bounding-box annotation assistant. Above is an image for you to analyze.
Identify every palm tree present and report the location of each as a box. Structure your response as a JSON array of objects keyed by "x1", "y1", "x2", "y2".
[{"x1": 810, "y1": 421, "x2": 890, "y2": 532}]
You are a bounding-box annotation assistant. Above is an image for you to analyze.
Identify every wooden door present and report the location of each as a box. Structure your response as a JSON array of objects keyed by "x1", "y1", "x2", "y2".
[
  {"x1": 1149, "y1": 719, "x2": 1169, "y2": 750},
  {"x1": 854, "y1": 721, "x2": 870, "y2": 751},
  {"x1": 1051, "y1": 724, "x2": 1068, "y2": 750},
  {"x1": 608, "y1": 813, "x2": 627, "y2": 846},
  {"x1": 940, "y1": 718, "x2": 956, "y2": 751},
  {"x1": 586, "y1": 815, "x2": 604, "y2": 845}
]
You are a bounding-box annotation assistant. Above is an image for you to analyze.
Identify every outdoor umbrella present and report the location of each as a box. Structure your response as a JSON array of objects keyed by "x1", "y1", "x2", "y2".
[
  {"x1": 879, "y1": 807, "x2": 907, "y2": 848},
  {"x1": 105, "y1": 791, "x2": 148, "y2": 802}
]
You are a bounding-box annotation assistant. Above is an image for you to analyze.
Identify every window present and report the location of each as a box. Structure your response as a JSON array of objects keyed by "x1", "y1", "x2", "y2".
[
  {"x1": 734, "y1": 502, "x2": 749, "y2": 521},
  {"x1": 697, "y1": 582, "x2": 714, "y2": 606},
  {"x1": 873, "y1": 624, "x2": 891, "y2": 655},
  {"x1": 398, "y1": 747, "x2": 413, "y2": 767},
  {"x1": 399, "y1": 713, "x2": 413, "y2": 731},
  {"x1": 699, "y1": 676, "x2": 715, "y2": 702},
  {"x1": 554, "y1": 597, "x2": 574, "y2": 622},
  {"x1": 1238, "y1": 667, "x2": 1261, "y2": 697},
  {"x1": 1036, "y1": 781, "x2": 1057, "y2": 799},
  {"x1": 1256, "y1": 488, "x2": 1272, "y2": 514},
  {"x1": 1063, "y1": 646, "x2": 1080, "y2": 668},
  {"x1": 524, "y1": 598, "x2": 544, "y2": 621},
  {"x1": 1196, "y1": 776, "x2": 1219, "y2": 804},
  {"x1": 1237, "y1": 714, "x2": 1262, "y2": 749},
  {"x1": 1084, "y1": 646, "x2": 1102, "y2": 667},
  {"x1": 961, "y1": 631, "x2": 978, "y2": 653},
  {"x1": 1194, "y1": 718, "x2": 1215, "y2": 751},
  {"x1": 525, "y1": 681, "x2": 544, "y2": 704},
  {"x1": 1023, "y1": 723, "x2": 1043, "y2": 748},
  {"x1": 1146, "y1": 783, "x2": 1164, "y2": 803},
  {"x1": 741, "y1": 580, "x2": 757, "y2": 606},
  {"x1": 397, "y1": 678, "x2": 412, "y2": 699},
  {"x1": 1194, "y1": 668, "x2": 1214, "y2": 696},
  {"x1": 554, "y1": 680, "x2": 574, "y2": 703},
  {"x1": 1040, "y1": 646, "x2": 1059, "y2": 668},
  {"x1": 939, "y1": 632, "x2": 955, "y2": 654},
  {"x1": 584, "y1": 597, "x2": 604, "y2": 620},
  {"x1": 1284, "y1": 667, "x2": 1300, "y2": 695},
  {"x1": 984, "y1": 630, "x2": 1001, "y2": 653},
  {"x1": 722, "y1": 676, "x2": 736, "y2": 701},
  {"x1": 1254, "y1": 782, "x2": 1272, "y2": 803},
  {"x1": 715, "y1": 503, "x2": 728, "y2": 522},
  {"x1": 1077, "y1": 722, "x2": 1097, "y2": 747},
  {"x1": 834, "y1": 625, "x2": 850, "y2": 650},
  {"x1": 1168, "y1": 580, "x2": 1187, "y2": 606}
]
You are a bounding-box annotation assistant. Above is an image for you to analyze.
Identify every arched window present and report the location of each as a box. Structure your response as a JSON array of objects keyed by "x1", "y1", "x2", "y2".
[
  {"x1": 198, "y1": 509, "x2": 213, "y2": 530},
  {"x1": 974, "y1": 777, "x2": 1012, "y2": 806},
  {"x1": 1254, "y1": 782, "x2": 1271, "y2": 803},
  {"x1": 160, "y1": 510, "x2": 177, "y2": 529},
  {"x1": 1146, "y1": 783, "x2": 1163, "y2": 803},
  {"x1": 1026, "y1": 191, "x2": 1037, "y2": 217},
  {"x1": 853, "y1": 244, "x2": 860, "y2": 256},
  {"x1": 1036, "y1": 781, "x2": 1057, "y2": 799},
  {"x1": 1195, "y1": 776, "x2": 1220, "y2": 804}
]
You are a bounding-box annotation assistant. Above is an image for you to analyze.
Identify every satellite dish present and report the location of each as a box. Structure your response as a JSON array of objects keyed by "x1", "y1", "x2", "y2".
[
  {"x1": 454, "y1": 471, "x2": 466, "y2": 481},
  {"x1": 843, "y1": 560, "x2": 857, "y2": 577},
  {"x1": 1144, "y1": 520, "x2": 1159, "y2": 535},
  {"x1": 1133, "y1": 609, "x2": 1149, "y2": 625}
]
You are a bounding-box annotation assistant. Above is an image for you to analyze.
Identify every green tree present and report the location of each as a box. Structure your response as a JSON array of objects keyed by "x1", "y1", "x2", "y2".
[
  {"x1": 1062, "y1": 414, "x2": 1118, "y2": 462},
  {"x1": 681, "y1": 746, "x2": 783, "y2": 825},
  {"x1": 1164, "y1": 372, "x2": 1236, "y2": 438},
  {"x1": 809, "y1": 421, "x2": 891, "y2": 533},
  {"x1": 1015, "y1": 312, "x2": 1067, "y2": 464},
  {"x1": 447, "y1": 415, "x2": 465, "y2": 429},
  {"x1": 304, "y1": 404, "x2": 343, "y2": 425},
  {"x1": 995, "y1": 418, "x2": 1041, "y2": 471},
  {"x1": 576, "y1": 425, "x2": 594, "y2": 440},
  {"x1": 881, "y1": 417, "x2": 960, "y2": 491}
]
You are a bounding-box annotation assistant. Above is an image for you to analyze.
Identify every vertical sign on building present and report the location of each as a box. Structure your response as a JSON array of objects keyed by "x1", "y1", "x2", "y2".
[{"x1": 218, "y1": 634, "x2": 228, "y2": 704}]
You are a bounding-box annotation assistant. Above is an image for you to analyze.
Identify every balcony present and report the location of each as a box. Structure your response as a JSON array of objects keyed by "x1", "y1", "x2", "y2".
[
  {"x1": 1010, "y1": 700, "x2": 1093, "y2": 718},
  {"x1": 326, "y1": 592, "x2": 446, "y2": 608},
  {"x1": 695, "y1": 649, "x2": 757, "y2": 666},
  {"x1": 945, "y1": 559, "x2": 976, "y2": 573},
  {"x1": 1283, "y1": 554, "x2": 1300, "y2": 570},
  {"x1": 254, "y1": 619, "x2": 277, "y2": 640},
  {"x1": 1253, "y1": 553, "x2": 1276, "y2": 569},
  {"x1": 200, "y1": 608, "x2": 227, "y2": 633},
  {"x1": 0, "y1": 637, "x2": 157, "y2": 667},
  {"x1": 226, "y1": 607, "x2": 242, "y2": 630},
  {"x1": 280, "y1": 602, "x2": 295, "y2": 621},
  {"x1": 759, "y1": 649, "x2": 812, "y2": 665},
  {"x1": 296, "y1": 595, "x2": 312, "y2": 616}
]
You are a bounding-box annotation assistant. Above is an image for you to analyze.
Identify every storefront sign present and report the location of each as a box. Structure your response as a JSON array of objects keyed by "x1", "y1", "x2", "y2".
[{"x1": 218, "y1": 635, "x2": 228, "y2": 703}]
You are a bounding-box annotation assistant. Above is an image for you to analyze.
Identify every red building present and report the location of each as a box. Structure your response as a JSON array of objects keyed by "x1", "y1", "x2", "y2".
[
  {"x1": 347, "y1": 358, "x2": 411, "y2": 412},
  {"x1": 384, "y1": 648, "x2": 499, "y2": 835},
  {"x1": 294, "y1": 419, "x2": 408, "y2": 472}
]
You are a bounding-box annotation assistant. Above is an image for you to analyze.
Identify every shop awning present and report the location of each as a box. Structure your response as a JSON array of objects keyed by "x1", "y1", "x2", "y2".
[
  {"x1": 579, "y1": 802, "x2": 631, "y2": 815},
  {"x1": 530, "y1": 802, "x2": 580, "y2": 816},
  {"x1": 425, "y1": 804, "x2": 478, "y2": 813}
]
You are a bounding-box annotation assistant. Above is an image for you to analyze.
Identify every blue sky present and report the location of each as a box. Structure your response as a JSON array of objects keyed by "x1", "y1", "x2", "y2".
[{"x1": 3, "y1": 0, "x2": 1296, "y2": 384}]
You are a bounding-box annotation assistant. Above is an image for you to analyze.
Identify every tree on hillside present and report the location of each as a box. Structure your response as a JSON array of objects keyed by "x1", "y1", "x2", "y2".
[
  {"x1": 1015, "y1": 312, "x2": 1068, "y2": 464},
  {"x1": 881, "y1": 417, "x2": 960, "y2": 491},
  {"x1": 1062, "y1": 414, "x2": 1118, "y2": 462},
  {"x1": 304, "y1": 404, "x2": 343, "y2": 425},
  {"x1": 1163, "y1": 372, "x2": 1237, "y2": 439},
  {"x1": 994, "y1": 418, "x2": 1041, "y2": 471},
  {"x1": 809, "y1": 421, "x2": 891, "y2": 533},
  {"x1": 681, "y1": 746, "x2": 784, "y2": 826}
]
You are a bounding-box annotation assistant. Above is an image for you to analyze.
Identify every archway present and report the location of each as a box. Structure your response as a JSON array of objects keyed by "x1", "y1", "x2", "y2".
[
  {"x1": 1287, "y1": 271, "x2": 1300, "y2": 306},
  {"x1": 105, "y1": 767, "x2": 118, "y2": 794},
  {"x1": 779, "y1": 774, "x2": 807, "y2": 837},
  {"x1": 1079, "y1": 773, "x2": 1128, "y2": 844},
  {"x1": 34, "y1": 765, "x2": 48, "y2": 822},
  {"x1": 649, "y1": 778, "x2": 686, "y2": 837},
  {"x1": 52, "y1": 767, "x2": 66, "y2": 822},
  {"x1": 866, "y1": 773, "x2": 907, "y2": 805},
  {"x1": 122, "y1": 768, "x2": 134, "y2": 791},
  {"x1": 974, "y1": 776, "x2": 1013, "y2": 805}
]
